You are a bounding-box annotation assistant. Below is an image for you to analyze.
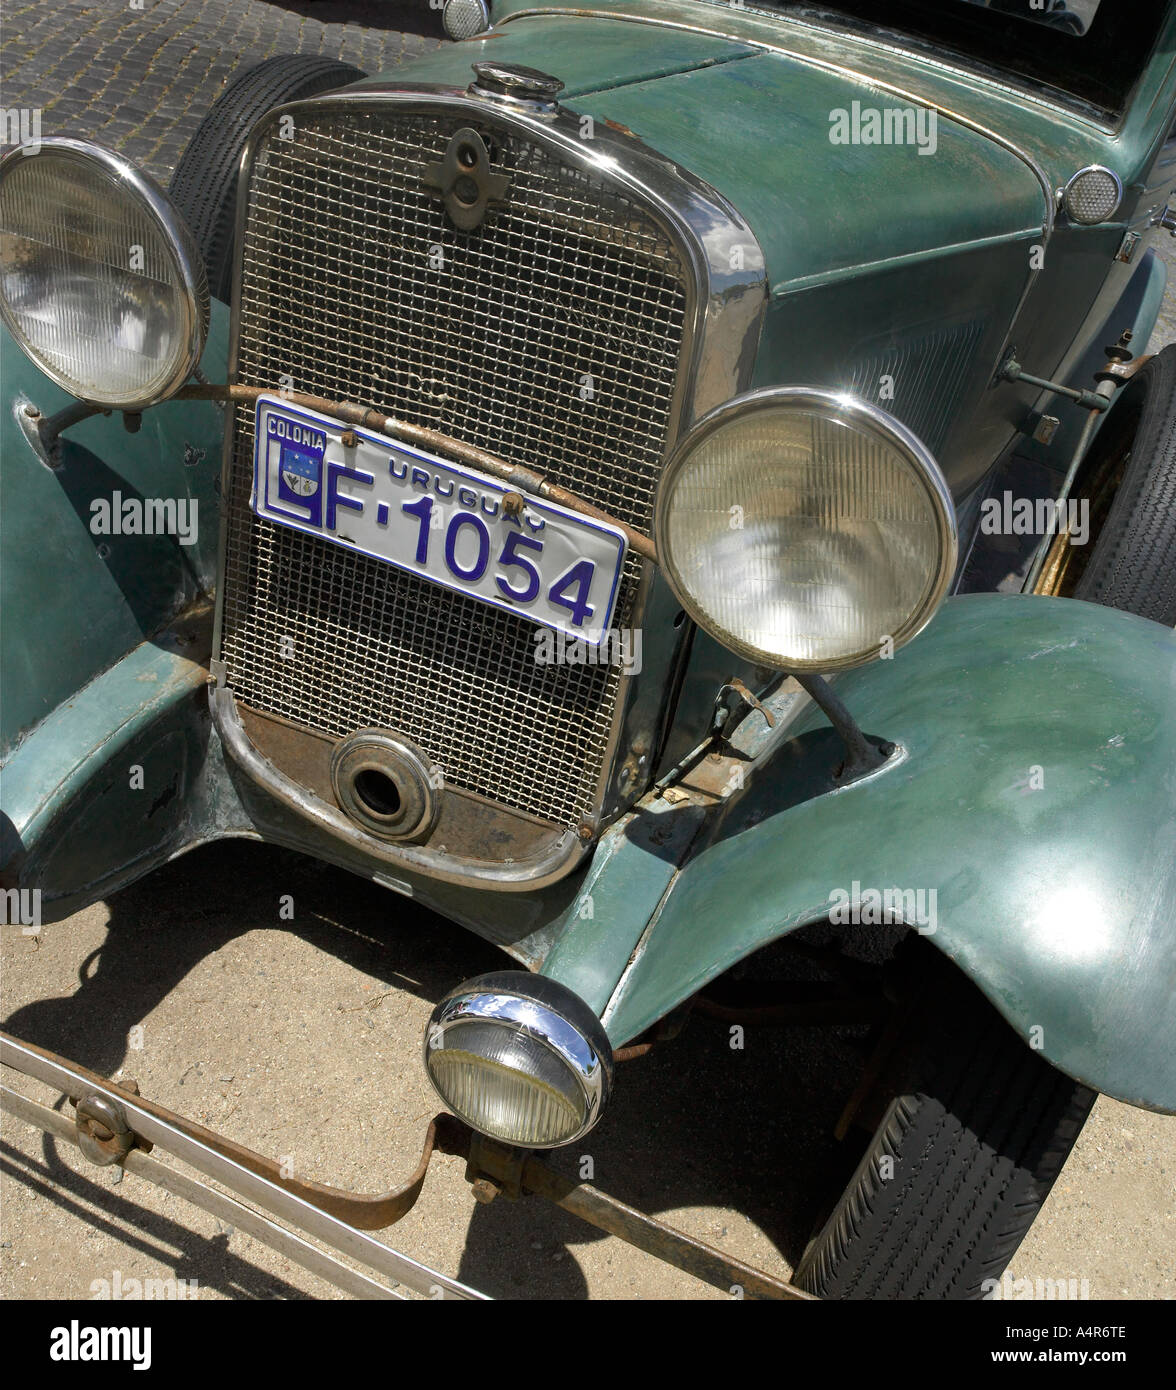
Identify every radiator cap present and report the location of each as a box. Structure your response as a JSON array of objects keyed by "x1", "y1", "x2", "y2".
[{"x1": 469, "y1": 61, "x2": 564, "y2": 111}]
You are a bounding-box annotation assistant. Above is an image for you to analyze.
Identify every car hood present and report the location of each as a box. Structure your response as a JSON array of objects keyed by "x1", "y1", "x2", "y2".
[{"x1": 363, "y1": 14, "x2": 1049, "y2": 297}]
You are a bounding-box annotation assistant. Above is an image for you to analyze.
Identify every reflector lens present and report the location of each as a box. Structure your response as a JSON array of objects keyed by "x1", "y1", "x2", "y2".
[
  {"x1": 443, "y1": 0, "x2": 491, "y2": 40},
  {"x1": 1062, "y1": 166, "x2": 1122, "y2": 225}
]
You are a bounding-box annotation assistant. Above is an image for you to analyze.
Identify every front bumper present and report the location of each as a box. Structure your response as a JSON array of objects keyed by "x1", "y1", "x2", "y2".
[{"x1": 0, "y1": 1031, "x2": 810, "y2": 1301}]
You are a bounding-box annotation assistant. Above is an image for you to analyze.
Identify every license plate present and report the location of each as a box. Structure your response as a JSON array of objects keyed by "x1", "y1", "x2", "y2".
[{"x1": 251, "y1": 397, "x2": 627, "y2": 643}]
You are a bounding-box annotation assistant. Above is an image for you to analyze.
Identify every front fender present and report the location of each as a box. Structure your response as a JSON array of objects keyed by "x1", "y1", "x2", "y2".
[
  {"x1": 585, "y1": 595, "x2": 1176, "y2": 1113},
  {"x1": 0, "y1": 307, "x2": 228, "y2": 757}
]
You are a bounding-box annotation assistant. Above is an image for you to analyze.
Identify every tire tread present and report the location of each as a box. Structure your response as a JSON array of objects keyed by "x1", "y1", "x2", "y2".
[
  {"x1": 1074, "y1": 345, "x2": 1176, "y2": 624},
  {"x1": 168, "y1": 55, "x2": 366, "y2": 301},
  {"x1": 796, "y1": 991, "x2": 1096, "y2": 1300}
]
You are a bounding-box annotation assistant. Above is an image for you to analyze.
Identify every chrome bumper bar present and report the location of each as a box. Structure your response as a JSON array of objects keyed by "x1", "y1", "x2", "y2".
[{"x1": 1, "y1": 1030, "x2": 811, "y2": 1301}]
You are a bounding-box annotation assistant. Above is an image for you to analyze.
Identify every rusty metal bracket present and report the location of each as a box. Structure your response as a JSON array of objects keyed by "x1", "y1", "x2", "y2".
[
  {"x1": 2, "y1": 1030, "x2": 813, "y2": 1301},
  {"x1": 75, "y1": 1092, "x2": 137, "y2": 1166},
  {"x1": 653, "y1": 676, "x2": 777, "y2": 798},
  {"x1": 11, "y1": 1032, "x2": 469, "y2": 1229},
  {"x1": 2, "y1": 1084, "x2": 411, "y2": 1299},
  {"x1": 1, "y1": 1031, "x2": 485, "y2": 1300},
  {"x1": 465, "y1": 1140, "x2": 812, "y2": 1301},
  {"x1": 725, "y1": 677, "x2": 777, "y2": 730},
  {"x1": 466, "y1": 1135, "x2": 527, "y2": 1203}
]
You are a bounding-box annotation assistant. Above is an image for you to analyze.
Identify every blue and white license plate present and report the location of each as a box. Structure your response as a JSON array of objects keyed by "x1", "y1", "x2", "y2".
[{"x1": 251, "y1": 396, "x2": 626, "y2": 643}]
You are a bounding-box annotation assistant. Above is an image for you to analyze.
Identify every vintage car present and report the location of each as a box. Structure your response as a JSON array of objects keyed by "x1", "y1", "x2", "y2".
[{"x1": 1, "y1": 0, "x2": 1174, "y2": 1301}]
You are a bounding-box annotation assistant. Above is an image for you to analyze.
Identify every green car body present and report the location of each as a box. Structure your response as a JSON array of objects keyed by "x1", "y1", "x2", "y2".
[{"x1": 2, "y1": 0, "x2": 1175, "y2": 1116}]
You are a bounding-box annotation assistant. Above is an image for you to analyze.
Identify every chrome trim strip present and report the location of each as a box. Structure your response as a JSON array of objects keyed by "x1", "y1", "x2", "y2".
[{"x1": 768, "y1": 225, "x2": 1042, "y2": 297}]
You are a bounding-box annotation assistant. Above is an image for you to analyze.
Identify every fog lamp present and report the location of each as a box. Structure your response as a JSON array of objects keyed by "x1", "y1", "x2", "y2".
[{"x1": 424, "y1": 972, "x2": 613, "y2": 1148}]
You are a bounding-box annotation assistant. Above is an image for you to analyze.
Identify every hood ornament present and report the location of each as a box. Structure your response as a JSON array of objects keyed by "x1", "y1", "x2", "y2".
[{"x1": 422, "y1": 127, "x2": 510, "y2": 232}]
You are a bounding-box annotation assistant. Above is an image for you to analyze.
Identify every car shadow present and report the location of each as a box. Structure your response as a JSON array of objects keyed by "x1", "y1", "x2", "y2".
[
  {"x1": 3, "y1": 840, "x2": 870, "y2": 1298},
  {"x1": 0, "y1": 1135, "x2": 309, "y2": 1301}
]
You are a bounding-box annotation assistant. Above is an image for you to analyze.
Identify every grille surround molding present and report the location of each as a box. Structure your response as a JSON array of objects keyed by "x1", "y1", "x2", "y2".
[{"x1": 211, "y1": 86, "x2": 768, "y2": 891}]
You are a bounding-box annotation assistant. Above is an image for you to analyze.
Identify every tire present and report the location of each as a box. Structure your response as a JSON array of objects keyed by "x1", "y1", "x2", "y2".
[
  {"x1": 794, "y1": 966, "x2": 1096, "y2": 1300},
  {"x1": 168, "y1": 55, "x2": 366, "y2": 302},
  {"x1": 1070, "y1": 343, "x2": 1176, "y2": 625}
]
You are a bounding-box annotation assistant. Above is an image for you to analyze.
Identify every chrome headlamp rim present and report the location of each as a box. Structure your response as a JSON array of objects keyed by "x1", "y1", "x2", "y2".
[
  {"x1": 653, "y1": 386, "x2": 959, "y2": 674},
  {"x1": 1059, "y1": 164, "x2": 1124, "y2": 226},
  {"x1": 0, "y1": 137, "x2": 209, "y2": 409},
  {"x1": 424, "y1": 973, "x2": 613, "y2": 1148},
  {"x1": 443, "y1": 0, "x2": 491, "y2": 41}
]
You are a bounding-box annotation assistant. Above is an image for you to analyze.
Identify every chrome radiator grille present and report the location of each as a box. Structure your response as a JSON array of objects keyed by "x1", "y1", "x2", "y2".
[{"x1": 219, "y1": 106, "x2": 688, "y2": 830}]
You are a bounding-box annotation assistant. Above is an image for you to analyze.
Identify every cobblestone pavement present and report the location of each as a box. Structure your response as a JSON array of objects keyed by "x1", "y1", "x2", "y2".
[{"x1": 1, "y1": 0, "x2": 446, "y2": 184}]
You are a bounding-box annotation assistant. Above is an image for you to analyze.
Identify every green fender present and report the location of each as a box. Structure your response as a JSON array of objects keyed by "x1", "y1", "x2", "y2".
[
  {"x1": 0, "y1": 307, "x2": 229, "y2": 758},
  {"x1": 546, "y1": 595, "x2": 1176, "y2": 1114}
]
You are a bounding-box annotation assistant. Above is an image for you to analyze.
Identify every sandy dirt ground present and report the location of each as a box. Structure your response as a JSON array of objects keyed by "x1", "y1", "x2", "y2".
[{"x1": 3, "y1": 837, "x2": 1173, "y2": 1301}]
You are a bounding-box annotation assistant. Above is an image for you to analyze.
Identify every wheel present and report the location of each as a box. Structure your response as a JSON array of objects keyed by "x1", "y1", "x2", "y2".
[
  {"x1": 794, "y1": 957, "x2": 1096, "y2": 1300},
  {"x1": 168, "y1": 55, "x2": 366, "y2": 302},
  {"x1": 1034, "y1": 343, "x2": 1176, "y2": 625}
]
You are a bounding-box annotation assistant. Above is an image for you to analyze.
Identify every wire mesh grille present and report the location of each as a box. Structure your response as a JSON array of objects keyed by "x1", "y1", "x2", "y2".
[{"x1": 220, "y1": 108, "x2": 688, "y2": 828}]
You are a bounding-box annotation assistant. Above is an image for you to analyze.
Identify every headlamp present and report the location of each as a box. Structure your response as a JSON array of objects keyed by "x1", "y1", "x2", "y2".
[
  {"x1": 654, "y1": 388, "x2": 957, "y2": 671},
  {"x1": 0, "y1": 138, "x2": 207, "y2": 409},
  {"x1": 424, "y1": 972, "x2": 613, "y2": 1148}
]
